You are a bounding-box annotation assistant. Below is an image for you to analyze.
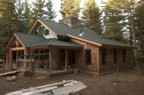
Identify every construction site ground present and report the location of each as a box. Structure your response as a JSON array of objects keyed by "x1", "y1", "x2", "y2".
[{"x1": 0, "y1": 68, "x2": 144, "y2": 95}]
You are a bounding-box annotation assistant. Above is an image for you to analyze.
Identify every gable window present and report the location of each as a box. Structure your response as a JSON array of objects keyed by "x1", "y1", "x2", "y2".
[
  {"x1": 113, "y1": 49, "x2": 117, "y2": 64},
  {"x1": 85, "y1": 49, "x2": 91, "y2": 65},
  {"x1": 39, "y1": 26, "x2": 44, "y2": 35},
  {"x1": 123, "y1": 50, "x2": 126, "y2": 63},
  {"x1": 61, "y1": 49, "x2": 65, "y2": 61},
  {"x1": 45, "y1": 29, "x2": 49, "y2": 35},
  {"x1": 101, "y1": 48, "x2": 106, "y2": 65}
]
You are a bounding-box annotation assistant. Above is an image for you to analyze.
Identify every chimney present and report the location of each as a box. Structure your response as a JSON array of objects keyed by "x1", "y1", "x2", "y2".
[{"x1": 62, "y1": 17, "x2": 79, "y2": 28}]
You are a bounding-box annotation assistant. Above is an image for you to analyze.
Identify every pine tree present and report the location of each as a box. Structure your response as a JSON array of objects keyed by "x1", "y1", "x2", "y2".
[
  {"x1": 102, "y1": 0, "x2": 136, "y2": 43},
  {"x1": 61, "y1": 0, "x2": 80, "y2": 19},
  {"x1": 15, "y1": 0, "x2": 25, "y2": 33},
  {"x1": 22, "y1": 0, "x2": 32, "y2": 32},
  {"x1": 45, "y1": 0, "x2": 56, "y2": 21},
  {"x1": 0, "y1": 0, "x2": 19, "y2": 50},
  {"x1": 103, "y1": 0, "x2": 124, "y2": 41},
  {"x1": 32, "y1": 0, "x2": 46, "y2": 22},
  {"x1": 82, "y1": 0, "x2": 102, "y2": 34},
  {"x1": 135, "y1": 0, "x2": 144, "y2": 51}
]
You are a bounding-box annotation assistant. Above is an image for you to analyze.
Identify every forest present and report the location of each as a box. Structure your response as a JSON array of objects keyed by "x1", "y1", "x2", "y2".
[{"x1": 0, "y1": 0, "x2": 144, "y2": 62}]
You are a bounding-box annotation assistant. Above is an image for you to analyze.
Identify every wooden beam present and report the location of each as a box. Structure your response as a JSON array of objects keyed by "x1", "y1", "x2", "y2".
[
  {"x1": 6, "y1": 50, "x2": 9, "y2": 69},
  {"x1": 10, "y1": 47, "x2": 25, "y2": 51},
  {"x1": 65, "y1": 49, "x2": 68, "y2": 71},
  {"x1": 0, "y1": 70, "x2": 21, "y2": 77},
  {"x1": 67, "y1": 34, "x2": 102, "y2": 46},
  {"x1": 24, "y1": 49, "x2": 27, "y2": 69}
]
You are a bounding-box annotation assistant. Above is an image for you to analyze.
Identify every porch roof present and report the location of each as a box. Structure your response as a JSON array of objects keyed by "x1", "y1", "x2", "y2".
[{"x1": 15, "y1": 33, "x2": 83, "y2": 48}]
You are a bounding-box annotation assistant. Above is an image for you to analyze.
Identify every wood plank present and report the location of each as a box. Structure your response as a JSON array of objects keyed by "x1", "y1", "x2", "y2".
[
  {"x1": 0, "y1": 70, "x2": 21, "y2": 77},
  {"x1": 10, "y1": 47, "x2": 25, "y2": 51},
  {"x1": 67, "y1": 34, "x2": 102, "y2": 46}
]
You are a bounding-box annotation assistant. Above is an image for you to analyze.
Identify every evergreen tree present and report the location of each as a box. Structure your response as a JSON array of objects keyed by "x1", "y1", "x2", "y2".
[
  {"x1": 103, "y1": 0, "x2": 136, "y2": 43},
  {"x1": 15, "y1": 0, "x2": 25, "y2": 33},
  {"x1": 45, "y1": 0, "x2": 56, "y2": 21},
  {"x1": 135, "y1": 0, "x2": 144, "y2": 51},
  {"x1": 22, "y1": 0, "x2": 32, "y2": 32},
  {"x1": 32, "y1": 0, "x2": 46, "y2": 22},
  {"x1": 0, "y1": 0, "x2": 19, "y2": 51},
  {"x1": 82, "y1": 0, "x2": 102, "y2": 34},
  {"x1": 61, "y1": 0, "x2": 80, "y2": 19},
  {"x1": 103, "y1": 0, "x2": 124, "y2": 41}
]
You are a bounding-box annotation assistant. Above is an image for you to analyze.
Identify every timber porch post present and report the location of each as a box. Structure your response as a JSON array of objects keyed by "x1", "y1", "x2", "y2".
[
  {"x1": 8, "y1": 49, "x2": 13, "y2": 68},
  {"x1": 24, "y1": 48, "x2": 27, "y2": 68}
]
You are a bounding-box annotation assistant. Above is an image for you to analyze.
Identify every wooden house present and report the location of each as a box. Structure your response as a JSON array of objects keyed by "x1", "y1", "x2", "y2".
[{"x1": 5, "y1": 18, "x2": 135, "y2": 74}]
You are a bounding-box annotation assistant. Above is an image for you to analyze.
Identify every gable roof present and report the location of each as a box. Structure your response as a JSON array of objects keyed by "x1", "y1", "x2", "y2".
[
  {"x1": 15, "y1": 33, "x2": 83, "y2": 48},
  {"x1": 38, "y1": 19, "x2": 133, "y2": 48}
]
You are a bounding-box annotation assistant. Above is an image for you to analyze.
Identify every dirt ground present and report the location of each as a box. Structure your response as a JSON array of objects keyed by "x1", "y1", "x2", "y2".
[{"x1": 0, "y1": 68, "x2": 144, "y2": 95}]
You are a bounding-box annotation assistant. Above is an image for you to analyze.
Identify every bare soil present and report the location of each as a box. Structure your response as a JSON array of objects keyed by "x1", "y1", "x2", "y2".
[{"x1": 0, "y1": 68, "x2": 144, "y2": 95}]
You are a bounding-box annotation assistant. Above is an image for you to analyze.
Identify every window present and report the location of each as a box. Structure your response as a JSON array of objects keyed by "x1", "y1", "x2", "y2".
[
  {"x1": 45, "y1": 29, "x2": 49, "y2": 35},
  {"x1": 123, "y1": 50, "x2": 126, "y2": 63},
  {"x1": 113, "y1": 49, "x2": 117, "y2": 64},
  {"x1": 61, "y1": 49, "x2": 65, "y2": 61},
  {"x1": 101, "y1": 48, "x2": 106, "y2": 65},
  {"x1": 45, "y1": 49, "x2": 49, "y2": 60},
  {"x1": 69, "y1": 50, "x2": 76, "y2": 64},
  {"x1": 39, "y1": 26, "x2": 44, "y2": 35},
  {"x1": 85, "y1": 49, "x2": 91, "y2": 65}
]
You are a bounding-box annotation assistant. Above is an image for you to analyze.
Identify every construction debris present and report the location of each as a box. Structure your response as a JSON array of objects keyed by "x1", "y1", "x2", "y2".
[
  {"x1": 6, "y1": 80, "x2": 87, "y2": 95},
  {"x1": 6, "y1": 76, "x2": 17, "y2": 81}
]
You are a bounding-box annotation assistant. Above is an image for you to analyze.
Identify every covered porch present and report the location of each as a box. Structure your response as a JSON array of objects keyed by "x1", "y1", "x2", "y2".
[{"x1": 5, "y1": 34, "x2": 83, "y2": 75}]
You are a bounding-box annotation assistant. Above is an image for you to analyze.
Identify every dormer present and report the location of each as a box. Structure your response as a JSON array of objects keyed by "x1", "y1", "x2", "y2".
[{"x1": 31, "y1": 23, "x2": 57, "y2": 39}]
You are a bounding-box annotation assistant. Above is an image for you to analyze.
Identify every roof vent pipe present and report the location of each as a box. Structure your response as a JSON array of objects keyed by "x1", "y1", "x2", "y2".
[{"x1": 79, "y1": 28, "x2": 84, "y2": 36}]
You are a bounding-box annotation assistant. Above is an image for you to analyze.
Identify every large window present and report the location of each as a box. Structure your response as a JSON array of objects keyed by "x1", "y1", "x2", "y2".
[
  {"x1": 61, "y1": 49, "x2": 65, "y2": 61},
  {"x1": 69, "y1": 50, "x2": 76, "y2": 64},
  {"x1": 123, "y1": 50, "x2": 126, "y2": 63},
  {"x1": 85, "y1": 49, "x2": 91, "y2": 65},
  {"x1": 113, "y1": 49, "x2": 117, "y2": 64},
  {"x1": 101, "y1": 48, "x2": 106, "y2": 65}
]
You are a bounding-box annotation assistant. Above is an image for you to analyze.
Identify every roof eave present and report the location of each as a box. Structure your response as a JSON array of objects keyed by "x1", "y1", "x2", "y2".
[{"x1": 102, "y1": 44, "x2": 137, "y2": 49}]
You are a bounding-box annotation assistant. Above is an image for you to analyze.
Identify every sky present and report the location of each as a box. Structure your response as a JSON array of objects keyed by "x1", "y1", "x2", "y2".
[{"x1": 29, "y1": 0, "x2": 103, "y2": 22}]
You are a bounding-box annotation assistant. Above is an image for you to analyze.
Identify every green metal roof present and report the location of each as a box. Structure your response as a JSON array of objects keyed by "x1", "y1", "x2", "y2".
[
  {"x1": 15, "y1": 33, "x2": 83, "y2": 48},
  {"x1": 39, "y1": 19, "x2": 132, "y2": 47}
]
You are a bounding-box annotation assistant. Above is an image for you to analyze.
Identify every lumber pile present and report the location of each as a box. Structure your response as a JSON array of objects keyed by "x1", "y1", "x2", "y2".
[
  {"x1": 6, "y1": 80, "x2": 87, "y2": 95},
  {"x1": 0, "y1": 70, "x2": 21, "y2": 77}
]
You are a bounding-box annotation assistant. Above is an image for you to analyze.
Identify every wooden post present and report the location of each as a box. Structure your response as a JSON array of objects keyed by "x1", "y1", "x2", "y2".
[
  {"x1": 16, "y1": 51, "x2": 18, "y2": 69},
  {"x1": 9, "y1": 50, "x2": 13, "y2": 68},
  {"x1": 6, "y1": 50, "x2": 9, "y2": 68},
  {"x1": 24, "y1": 49, "x2": 27, "y2": 69},
  {"x1": 65, "y1": 49, "x2": 68, "y2": 71}
]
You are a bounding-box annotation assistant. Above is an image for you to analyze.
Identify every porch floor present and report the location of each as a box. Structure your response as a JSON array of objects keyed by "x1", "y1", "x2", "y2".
[{"x1": 34, "y1": 69, "x2": 78, "y2": 77}]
